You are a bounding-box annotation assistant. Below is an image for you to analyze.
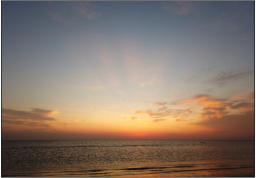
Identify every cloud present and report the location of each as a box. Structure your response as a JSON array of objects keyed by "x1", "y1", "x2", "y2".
[
  {"x1": 136, "y1": 105, "x2": 192, "y2": 121},
  {"x1": 74, "y1": 2, "x2": 100, "y2": 20},
  {"x1": 124, "y1": 116, "x2": 141, "y2": 121},
  {"x1": 4, "y1": 120, "x2": 50, "y2": 127},
  {"x1": 155, "y1": 102, "x2": 167, "y2": 106},
  {"x1": 232, "y1": 102, "x2": 254, "y2": 112},
  {"x1": 131, "y1": 116, "x2": 140, "y2": 121},
  {"x1": 201, "y1": 107, "x2": 227, "y2": 119},
  {"x1": 197, "y1": 110, "x2": 254, "y2": 139},
  {"x1": 230, "y1": 91, "x2": 254, "y2": 102},
  {"x1": 131, "y1": 91, "x2": 253, "y2": 138},
  {"x1": 48, "y1": 2, "x2": 100, "y2": 24},
  {"x1": 174, "y1": 93, "x2": 255, "y2": 121},
  {"x1": 199, "y1": 3, "x2": 253, "y2": 37},
  {"x1": 137, "y1": 92, "x2": 253, "y2": 123},
  {"x1": 153, "y1": 119, "x2": 166, "y2": 122},
  {"x1": 164, "y1": 2, "x2": 195, "y2": 15},
  {"x1": 174, "y1": 94, "x2": 233, "y2": 119},
  {"x1": 31, "y1": 108, "x2": 59, "y2": 116},
  {"x1": 209, "y1": 70, "x2": 253, "y2": 86},
  {"x1": 136, "y1": 108, "x2": 172, "y2": 118},
  {"x1": 2, "y1": 108, "x2": 59, "y2": 128},
  {"x1": 174, "y1": 94, "x2": 231, "y2": 109}
]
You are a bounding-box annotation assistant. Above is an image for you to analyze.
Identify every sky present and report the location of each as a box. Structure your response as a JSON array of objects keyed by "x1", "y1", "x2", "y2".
[{"x1": 2, "y1": 1, "x2": 254, "y2": 140}]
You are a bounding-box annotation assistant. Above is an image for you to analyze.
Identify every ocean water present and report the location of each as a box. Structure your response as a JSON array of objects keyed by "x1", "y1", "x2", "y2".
[{"x1": 2, "y1": 140, "x2": 255, "y2": 177}]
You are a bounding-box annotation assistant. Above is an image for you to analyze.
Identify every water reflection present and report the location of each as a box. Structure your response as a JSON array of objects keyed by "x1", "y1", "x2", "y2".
[{"x1": 2, "y1": 140, "x2": 254, "y2": 176}]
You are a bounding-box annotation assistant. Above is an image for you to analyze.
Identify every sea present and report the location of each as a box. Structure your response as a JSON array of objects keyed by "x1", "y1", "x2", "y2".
[{"x1": 2, "y1": 140, "x2": 255, "y2": 177}]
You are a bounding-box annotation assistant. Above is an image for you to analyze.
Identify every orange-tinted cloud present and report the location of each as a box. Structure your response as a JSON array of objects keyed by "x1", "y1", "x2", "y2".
[
  {"x1": 174, "y1": 94, "x2": 233, "y2": 119},
  {"x1": 135, "y1": 105, "x2": 192, "y2": 121},
  {"x1": 2, "y1": 108, "x2": 59, "y2": 128},
  {"x1": 153, "y1": 119, "x2": 166, "y2": 122},
  {"x1": 130, "y1": 116, "x2": 140, "y2": 121},
  {"x1": 136, "y1": 94, "x2": 233, "y2": 121},
  {"x1": 172, "y1": 93, "x2": 254, "y2": 139},
  {"x1": 135, "y1": 108, "x2": 172, "y2": 118},
  {"x1": 136, "y1": 92, "x2": 254, "y2": 125},
  {"x1": 175, "y1": 94, "x2": 231, "y2": 109},
  {"x1": 201, "y1": 107, "x2": 227, "y2": 119},
  {"x1": 155, "y1": 102, "x2": 167, "y2": 106},
  {"x1": 232, "y1": 102, "x2": 254, "y2": 112}
]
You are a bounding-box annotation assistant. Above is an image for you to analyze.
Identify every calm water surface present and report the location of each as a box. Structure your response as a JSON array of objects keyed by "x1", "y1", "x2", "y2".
[{"x1": 2, "y1": 140, "x2": 255, "y2": 177}]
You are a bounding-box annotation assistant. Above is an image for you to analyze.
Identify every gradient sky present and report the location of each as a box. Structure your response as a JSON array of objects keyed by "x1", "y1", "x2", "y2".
[{"x1": 2, "y1": 1, "x2": 254, "y2": 140}]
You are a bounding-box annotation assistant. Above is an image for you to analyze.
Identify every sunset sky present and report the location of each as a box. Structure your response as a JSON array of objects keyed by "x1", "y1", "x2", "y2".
[{"x1": 2, "y1": 1, "x2": 254, "y2": 140}]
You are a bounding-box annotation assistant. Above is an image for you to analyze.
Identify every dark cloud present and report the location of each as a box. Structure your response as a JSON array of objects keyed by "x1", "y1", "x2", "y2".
[
  {"x1": 209, "y1": 70, "x2": 253, "y2": 86},
  {"x1": 2, "y1": 108, "x2": 58, "y2": 128},
  {"x1": 232, "y1": 102, "x2": 253, "y2": 108},
  {"x1": 231, "y1": 102, "x2": 254, "y2": 112},
  {"x1": 4, "y1": 120, "x2": 50, "y2": 127},
  {"x1": 197, "y1": 110, "x2": 254, "y2": 139},
  {"x1": 201, "y1": 107, "x2": 228, "y2": 119}
]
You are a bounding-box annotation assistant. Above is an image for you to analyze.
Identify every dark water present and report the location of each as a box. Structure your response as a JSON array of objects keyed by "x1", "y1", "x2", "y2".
[{"x1": 2, "y1": 140, "x2": 255, "y2": 177}]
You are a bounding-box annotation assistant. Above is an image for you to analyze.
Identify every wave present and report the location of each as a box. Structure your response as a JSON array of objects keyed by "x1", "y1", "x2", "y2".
[
  {"x1": 3, "y1": 165, "x2": 254, "y2": 177},
  {"x1": 44, "y1": 165, "x2": 254, "y2": 174}
]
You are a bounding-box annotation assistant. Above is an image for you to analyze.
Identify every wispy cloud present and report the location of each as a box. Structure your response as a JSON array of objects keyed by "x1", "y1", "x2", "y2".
[
  {"x1": 200, "y1": 3, "x2": 253, "y2": 37},
  {"x1": 2, "y1": 108, "x2": 59, "y2": 128},
  {"x1": 209, "y1": 70, "x2": 253, "y2": 86},
  {"x1": 48, "y1": 2, "x2": 100, "y2": 24},
  {"x1": 131, "y1": 116, "x2": 140, "y2": 121},
  {"x1": 132, "y1": 92, "x2": 254, "y2": 139},
  {"x1": 124, "y1": 116, "x2": 141, "y2": 121},
  {"x1": 174, "y1": 93, "x2": 254, "y2": 121},
  {"x1": 134, "y1": 91, "x2": 253, "y2": 124},
  {"x1": 232, "y1": 102, "x2": 254, "y2": 112},
  {"x1": 153, "y1": 119, "x2": 166, "y2": 123},
  {"x1": 174, "y1": 94, "x2": 231, "y2": 109},
  {"x1": 74, "y1": 2, "x2": 100, "y2": 20},
  {"x1": 164, "y1": 2, "x2": 195, "y2": 15},
  {"x1": 135, "y1": 107, "x2": 172, "y2": 118},
  {"x1": 135, "y1": 105, "x2": 192, "y2": 121},
  {"x1": 229, "y1": 91, "x2": 254, "y2": 103},
  {"x1": 155, "y1": 102, "x2": 167, "y2": 106},
  {"x1": 174, "y1": 94, "x2": 232, "y2": 119}
]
